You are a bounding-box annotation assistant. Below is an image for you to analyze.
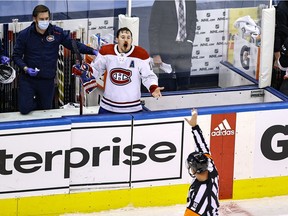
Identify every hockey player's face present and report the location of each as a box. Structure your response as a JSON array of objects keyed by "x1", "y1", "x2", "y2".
[{"x1": 117, "y1": 31, "x2": 132, "y2": 53}]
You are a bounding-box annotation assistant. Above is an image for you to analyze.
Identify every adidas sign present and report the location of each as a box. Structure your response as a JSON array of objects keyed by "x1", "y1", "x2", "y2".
[{"x1": 211, "y1": 119, "x2": 235, "y2": 136}]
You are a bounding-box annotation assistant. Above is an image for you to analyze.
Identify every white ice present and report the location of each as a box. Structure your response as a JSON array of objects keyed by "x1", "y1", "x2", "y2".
[{"x1": 62, "y1": 195, "x2": 288, "y2": 216}]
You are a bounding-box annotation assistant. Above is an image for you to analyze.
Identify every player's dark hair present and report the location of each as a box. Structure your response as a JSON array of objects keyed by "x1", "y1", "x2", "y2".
[
  {"x1": 116, "y1": 27, "x2": 132, "y2": 38},
  {"x1": 32, "y1": 5, "x2": 50, "y2": 18}
]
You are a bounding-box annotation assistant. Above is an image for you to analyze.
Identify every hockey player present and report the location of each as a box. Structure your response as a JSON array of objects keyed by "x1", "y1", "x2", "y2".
[
  {"x1": 184, "y1": 108, "x2": 219, "y2": 216},
  {"x1": 90, "y1": 27, "x2": 164, "y2": 114}
]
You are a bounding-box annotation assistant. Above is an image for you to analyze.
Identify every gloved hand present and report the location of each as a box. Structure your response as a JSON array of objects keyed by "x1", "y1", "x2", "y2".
[
  {"x1": 1, "y1": 55, "x2": 10, "y2": 64},
  {"x1": 81, "y1": 71, "x2": 98, "y2": 94},
  {"x1": 72, "y1": 62, "x2": 93, "y2": 77},
  {"x1": 26, "y1": 68, "x2": 39, "y2": 77},
  {"x1": 72, "y1": 63, "x2": 97, "y2": 94},
  {"x1": 92, "y1": 50, "x2": 98, "y2": 56}
]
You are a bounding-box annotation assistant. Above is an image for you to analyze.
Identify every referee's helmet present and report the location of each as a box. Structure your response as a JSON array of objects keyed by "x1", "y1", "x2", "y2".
[{"x1": 186, "y1": 152, "x2": 208, "y2": 175}]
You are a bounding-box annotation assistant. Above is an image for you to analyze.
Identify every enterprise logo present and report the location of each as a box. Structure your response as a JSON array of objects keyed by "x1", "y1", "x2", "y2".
[{"x1": 211, "y1": 119, "x2": 235, "y2": 136}]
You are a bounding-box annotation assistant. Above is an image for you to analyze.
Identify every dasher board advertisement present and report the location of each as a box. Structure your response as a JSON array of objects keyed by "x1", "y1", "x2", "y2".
[
  {"x1": 0, "y1": 122, "x2": 71, "y2": 199},
  {"x1": 254, "y1": 109, "x2": 288, "y2": 177},
  {"x1": 69, "y1": 118, "x2": 185, "y2": 190}
]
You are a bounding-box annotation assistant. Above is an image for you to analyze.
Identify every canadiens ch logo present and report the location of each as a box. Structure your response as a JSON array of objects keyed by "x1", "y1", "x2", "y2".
[
  {"x1": 46, "y1": 35, "x2": 55, "y2": 42},
  {"x1": 110, "y1": 68, "x2": 132, "y2": 86}
]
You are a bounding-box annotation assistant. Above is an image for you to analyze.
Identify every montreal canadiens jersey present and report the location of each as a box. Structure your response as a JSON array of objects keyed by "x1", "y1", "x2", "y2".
[{"x1": 91, "y1": 44, "x2": 158, "y2": 113}]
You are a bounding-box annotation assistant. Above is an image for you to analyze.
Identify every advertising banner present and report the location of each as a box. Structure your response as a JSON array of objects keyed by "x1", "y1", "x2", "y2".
[
  {"x1": 192, "y1": 8, "x2": 229, "y2": 75},
  {"x1": 1, "y1": 108, "x2": 287, "y2": 199},
  {"x1": 131, "y1": 119, "x2": 185, "y2": 186},
  {"x1": 0, "y1": 124, "x2": 71, "y2": 198},
  {"x1": 254, "y1": 109, "x2": 288, "y2": 177},
  {"x1": 210, "y1": 113, "x2": 237, "y2": 199},
  {"x1": 69, "y1": 120, "x2": 132, "y2": 190}
]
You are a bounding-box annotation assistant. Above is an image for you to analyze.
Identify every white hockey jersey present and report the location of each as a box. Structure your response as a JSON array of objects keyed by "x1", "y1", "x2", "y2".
[{"x1": 91, "y1": 44, "x2": 158, "y2": 113}]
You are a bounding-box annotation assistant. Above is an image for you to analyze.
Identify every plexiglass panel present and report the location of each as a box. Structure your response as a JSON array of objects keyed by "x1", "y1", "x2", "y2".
[{"x1": 131, "y1": 0, "x2": 272, "y2": 91}]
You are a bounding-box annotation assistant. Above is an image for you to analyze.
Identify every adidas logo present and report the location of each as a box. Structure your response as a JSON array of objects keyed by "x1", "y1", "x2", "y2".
[{"x1": 211, "y1": 119, "x2": 235, "y2": 136}]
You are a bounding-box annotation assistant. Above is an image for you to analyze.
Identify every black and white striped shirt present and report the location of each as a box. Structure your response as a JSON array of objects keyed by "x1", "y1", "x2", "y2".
[{"x1": 185, "y1": 125, "x2": 219, "y2": 216}]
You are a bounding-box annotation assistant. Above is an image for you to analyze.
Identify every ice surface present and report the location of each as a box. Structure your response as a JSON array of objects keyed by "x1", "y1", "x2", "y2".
[{"x1": 62, "y1": 195, "x2": 288, "y2": 216}]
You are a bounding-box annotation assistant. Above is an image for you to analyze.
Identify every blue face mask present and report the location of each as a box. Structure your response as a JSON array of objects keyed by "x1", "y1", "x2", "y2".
[{"x1": 38, "y1": 20, "x2": 49, "y2": 30}]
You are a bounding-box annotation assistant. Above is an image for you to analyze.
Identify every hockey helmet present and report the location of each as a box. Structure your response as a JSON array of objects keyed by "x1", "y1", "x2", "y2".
[
  {"x1": 0, "y1": 64, "x2": 16, "y2": 84},
  {"x1": 186, "y1": 152, "x2": 208, "y2": 175}
]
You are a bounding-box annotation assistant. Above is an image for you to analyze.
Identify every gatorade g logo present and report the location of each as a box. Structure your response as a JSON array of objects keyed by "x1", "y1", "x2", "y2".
[
  {"x1": 240, "y1": 45, "x2": 250, "y2": 70},
  {"x1": 211, "y1": 119, "x2": 235, "y2": 136},
  {"x1": 110, "y1": 68, "x2": 132, "y2": 86},
  {"x1": 261, "y1": 125, "x2": 288, "y2": 160}
]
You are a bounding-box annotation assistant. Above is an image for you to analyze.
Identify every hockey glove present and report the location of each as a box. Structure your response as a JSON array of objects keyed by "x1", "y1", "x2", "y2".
[
  {"x1": 0, "y1": 56, "x2": 10, "y2": 65},
  {"x1": 92, "y1": 50, "x2": 98, "y2": 56},
  {"x1": 72, "y1": 63, "x2": 97, "y2": 94},
  {"x1": 26, "y1": 67, "x2": 39, "y2": 77}
]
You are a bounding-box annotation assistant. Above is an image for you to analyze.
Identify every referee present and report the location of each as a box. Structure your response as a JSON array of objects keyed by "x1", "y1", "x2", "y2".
[{"x1": 184, "y1": 109, "x2": 220, "y2": 216}]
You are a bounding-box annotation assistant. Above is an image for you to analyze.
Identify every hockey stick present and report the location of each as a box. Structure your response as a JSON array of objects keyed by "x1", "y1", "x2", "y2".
[{"x1": 71, "y1": 39, "x2": 83, "y2": 115}]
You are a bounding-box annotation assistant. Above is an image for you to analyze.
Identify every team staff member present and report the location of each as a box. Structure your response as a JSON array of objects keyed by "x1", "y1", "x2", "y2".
[
  {"x1": 90, "y1": 27, "x2": 164, "y2": 114},
  {"x1": 274, "y1": 1, "x2": 288, "y2": 64},
  {"x1": 0, "y1": 40, "x2": 10, "y2": 65},
  {"x1": 13, "y1": 4, "x2": 97, "y2": 115},
  {"x1": 272, "y1": 1, "x2": 288, "y2": 93},
  {"x1": 149, "y1": 0, "x2": 197, "y2": 91},
  {"x1": 184, "y1": 109, "x2": 219, "y2": 215}
]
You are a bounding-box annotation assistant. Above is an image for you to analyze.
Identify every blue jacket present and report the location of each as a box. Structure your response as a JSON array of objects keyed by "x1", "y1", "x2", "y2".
[
  {"x1": 0, "y1": 39, "x2": 4, "y2": 56},
  {"x1": 13, "y1": 22, "x2": 95, "y2": 79}
]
